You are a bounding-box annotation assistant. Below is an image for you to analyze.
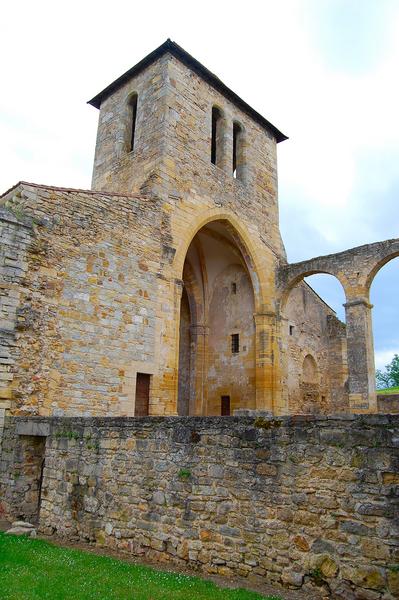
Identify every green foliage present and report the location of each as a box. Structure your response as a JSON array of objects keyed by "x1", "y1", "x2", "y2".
[
  {"x1": 308, "y1": 567, "x2": 324, "y2": 586},
  {"x1": 4, "y1": 199, "x2": 28, "y2": 221},
  {"x1": 54, "y1": 430, "x2": 80, "y2": 440},
  {"x1": 0, "y1": 533, "x2": 280, "y2": 599},
  {"x1": 377, "y1": 386, "x2": 399, "y2": 395},
  {"x1": 178, "y1": 468, "x2": 191, "y2": 479},
  {"x1": 376, "y1": 354, "x2": 399, "y2": 389}
]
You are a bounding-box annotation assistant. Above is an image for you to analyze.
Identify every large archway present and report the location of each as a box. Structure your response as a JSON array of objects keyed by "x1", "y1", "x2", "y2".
[
  {"x1": 177, "y1": 221, "x2": 256, "y2": 416},
  {"x1": 369, "y1": 256, "x2": 399, "y2": 401},
  {"x1": 281, "y1": 273, "x2": 348, "y2": 414}
]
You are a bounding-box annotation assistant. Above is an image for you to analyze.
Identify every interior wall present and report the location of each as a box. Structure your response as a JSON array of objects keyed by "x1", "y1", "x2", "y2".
[
  {"x1": 207, "y1": 265, "x2": 256, "y2": 414},
  {"x1": 284, "y1": 282, "x2": 348, "y2": 414}
]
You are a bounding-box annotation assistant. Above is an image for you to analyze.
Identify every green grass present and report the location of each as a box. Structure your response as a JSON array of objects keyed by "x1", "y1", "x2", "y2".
[
  {"x1": 0, "y1": 533, "x2": 281, "y2": 600},
  {"x1": 377, "y1": 386, "x2": 399, "y2": 395}
]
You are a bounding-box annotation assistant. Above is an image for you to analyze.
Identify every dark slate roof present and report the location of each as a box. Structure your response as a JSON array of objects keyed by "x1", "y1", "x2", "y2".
[{"x1": 87, "y1": 39, "x2": 288, "y2": 143}]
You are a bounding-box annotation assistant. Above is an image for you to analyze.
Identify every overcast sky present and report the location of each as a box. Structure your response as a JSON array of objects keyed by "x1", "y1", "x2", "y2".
[{"x1": 1, "y1": 0, "x2": 398, "y2": 370}]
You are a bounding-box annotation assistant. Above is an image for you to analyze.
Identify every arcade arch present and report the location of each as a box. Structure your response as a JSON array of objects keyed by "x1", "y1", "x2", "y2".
[
  {"x1": 369, "y1": 256, "x2": 399, "y2": 390},
  {"x1": 282, "y1": 273, "x2": 348, "y2": 414}
]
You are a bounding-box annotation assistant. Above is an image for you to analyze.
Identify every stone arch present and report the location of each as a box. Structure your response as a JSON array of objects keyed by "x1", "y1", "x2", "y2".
[
  {"x1": 365, "y1": 249, "x2": 399, "y2": 291},
  {"x1": 282, "y1": 274, "x2": 348, "y2": 415},
  {"x1": 177, "y1": 260, "x2": 205, "y2": 416},
  {"x1": 176, "y1": 217, "x2": 258, "y2": 415},
  {"x1": 173, "y1": 209, "x2": 267, "y2": 312},
  {"x1": 182, "y1": 259, "x2": 203, "y2": 325},
  {"x1": 368, "y1": 254, "x2": 399, "y2": 396},
  {"x1": 279, "y1": 269, "x2": 348, "y2": 312}
]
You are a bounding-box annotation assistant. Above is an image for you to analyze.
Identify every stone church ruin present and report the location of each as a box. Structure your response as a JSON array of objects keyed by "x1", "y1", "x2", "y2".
[{"x1": 1, "y1": 40, "x2": 398, "y2": 598}]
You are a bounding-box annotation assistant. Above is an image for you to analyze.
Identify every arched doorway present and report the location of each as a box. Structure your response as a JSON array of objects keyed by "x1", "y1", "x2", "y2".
[{"x1": 177, "y1": 221, "x2": 256, "y2": 416}]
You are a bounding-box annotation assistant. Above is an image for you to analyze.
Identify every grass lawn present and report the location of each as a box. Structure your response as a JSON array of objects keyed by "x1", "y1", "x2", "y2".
[
  {"x1": 377, "y1": 386, "x2": 399, "y2": 395},
  {"x1": 0, "y1": 533, "x2": 282, "y2": 600}
]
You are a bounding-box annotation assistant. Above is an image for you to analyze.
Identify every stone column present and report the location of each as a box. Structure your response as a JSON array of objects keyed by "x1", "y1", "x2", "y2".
[
  {"x1": 218, "y1": 117, "x2": 233, "y2": 175},
  {"x1": 189, "y1": 324, "x2": 209, "y2": 415},
  {"x1": 344, "y1": 296, "x2": 377, "y2": 413},
  {"x1": 161, "y1": 279, "x2": 184, "y2": 416},
  {"x1": 254, "y1": 312, "x2": 283, "y2": 413}
]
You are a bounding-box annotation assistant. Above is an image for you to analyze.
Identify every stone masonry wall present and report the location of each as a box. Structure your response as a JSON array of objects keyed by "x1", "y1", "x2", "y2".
[
  {"x1": 378, "y1": 395, "x2": 399, "y2": 414},
  {"x1": 0, "y1": 207, "x2": 34, "y2": 445},
  {"x1": 1, "y1": 415, "x2": 398, "y2": 599},
  {"x1": 284, "y1": 283, "x2": 348, "y2": 414},
  {"x1": 0, "y1": 183, "x2": 174, "y2": 417},
  {"x1": 91, "y1": 52, "x2": 286, "y2": 263}
]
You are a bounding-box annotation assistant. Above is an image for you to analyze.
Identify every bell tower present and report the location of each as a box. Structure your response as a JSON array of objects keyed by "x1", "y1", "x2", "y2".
[{"x1": 89, "y1": 40, "x2": 287, "y2": 256}]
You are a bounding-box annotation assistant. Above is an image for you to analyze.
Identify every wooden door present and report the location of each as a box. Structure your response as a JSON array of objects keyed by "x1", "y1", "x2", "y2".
[{"x1": 135, "y1": 373, "x2": 150, "y2": 416}]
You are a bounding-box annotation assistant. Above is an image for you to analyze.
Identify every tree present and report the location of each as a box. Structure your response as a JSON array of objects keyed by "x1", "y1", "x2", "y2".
[{"x1": 376, "y1": 354, "x2": 399, "y2": 389}]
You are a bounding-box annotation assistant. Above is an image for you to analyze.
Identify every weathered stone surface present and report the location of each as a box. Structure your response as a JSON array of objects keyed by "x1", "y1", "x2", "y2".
[
  {"x1": 0, "y1": 39, "x2": 399, "y2": 600},
  {"x1": 1, "y1": 43, "x2": 397, "y2": 422},
  {"x1": 11, "y1": 521, "x2": 35, "y2": 528},
  {"x1": 6, "y1": 526, "x2": 36, "y2": 536},
  {"x1": 1, "y1": 414, "x2": 398, "y2": 598}
]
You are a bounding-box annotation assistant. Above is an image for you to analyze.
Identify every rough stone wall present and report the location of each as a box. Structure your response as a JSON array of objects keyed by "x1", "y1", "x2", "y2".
[
  {"x1": 91, "y1": 53, "x2": 285, "y2": 260},
  {"x1": 207, "y1": 265, "x2": 255, "y2": 414},
  {"x1": 1, "y1": 415, "x2": 398, "y2": 599},
  {"x1": 378, "y1": 394, "x2": 399, "y2": 414},
  {"x1": 163, "y1": 54, "x2": 284, "y2": 256},
  {"x1": 90, "y1": 53, "x2": 288, "y2": 417},
  {"x1": 92, "y1": 55, "x2": 168, "y2": 194},
  {"x1": 278, "y1": 238, "x2": 399, "y2": 413},
  {"x1": 0, "y1": 207, "x2": 34, "y2": 438},
  {"x1": 0, "y1": 183, "x2": 174, "y2": 417},
  {"x1": 284, "y1": 283, "x2": 348, "y2": 414}
]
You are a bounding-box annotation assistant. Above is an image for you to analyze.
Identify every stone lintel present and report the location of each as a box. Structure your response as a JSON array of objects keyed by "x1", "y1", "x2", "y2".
[{"x1": 16, "y1": 421, "x2": 50, "y2": 437}]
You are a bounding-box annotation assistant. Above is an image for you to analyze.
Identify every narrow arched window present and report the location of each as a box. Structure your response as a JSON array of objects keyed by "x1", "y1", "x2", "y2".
[
  {"x1": 128, "y1": 93, "x2": 138, "y2": 153},
  {"x1": 233, "y1": 121, "x2": 244, "y2": 180},
  {"x1": 211, "y1": 106, "x2": 222, "y2": 165}
]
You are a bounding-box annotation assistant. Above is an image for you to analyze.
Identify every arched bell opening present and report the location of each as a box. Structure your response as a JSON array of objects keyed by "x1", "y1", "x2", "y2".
[{"x1": 177, "y1": 220, "x2": 256, "y2": 416}]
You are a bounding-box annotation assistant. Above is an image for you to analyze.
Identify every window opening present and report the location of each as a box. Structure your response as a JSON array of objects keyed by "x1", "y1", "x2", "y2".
[
  {"x1": 233, "y1": 121, "x2": 242, "y2": 178},
  {"x1": 231, "y1": 282, "x2": 237, "y2": 294},
  {"x1": 128, "y1": 94, "x2": 138, "y2": 153},
  {"x1": 231, "y1": 333, "x2": 240, "y2": 354},
  {"x1": 289, "y1": 325, "x2": 294, "y2": 336},
  {"x1": 221, "y1": 395, "x2": 231, "y2": 416},
  {"x1": 211, "y1": 106, "x2": 222, "y2": 165}
]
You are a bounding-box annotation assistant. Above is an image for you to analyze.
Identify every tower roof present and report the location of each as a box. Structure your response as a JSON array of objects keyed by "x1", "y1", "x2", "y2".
[{"x1": 88, "y1": 39, "x2": 288, "y2": 143}]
